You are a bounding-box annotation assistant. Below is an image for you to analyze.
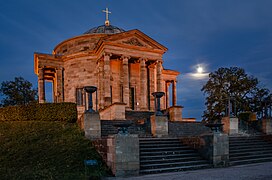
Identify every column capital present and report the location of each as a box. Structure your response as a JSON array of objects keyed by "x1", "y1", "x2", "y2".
[
  {"x1": 156, "y1": 60, "x2": 163, "y2": 65},
  {"x1": 166, "y1": 81, "x2": 171, "y2": 86},
  {"x1": 103, "y1": 52, "x2": 112, "y2": 57},
  {"x1": 139, "y1": 57, "x2": 148, "y2": 62},
  {"x1": 120, "y1": 55, "x2": 131, "y2": 60},
  {"x1": 148, "y1": 62, "x2": 156, "y2": 69},
  {"x1": 134, "y1": 59, "x2": 140, "y2": 63}
]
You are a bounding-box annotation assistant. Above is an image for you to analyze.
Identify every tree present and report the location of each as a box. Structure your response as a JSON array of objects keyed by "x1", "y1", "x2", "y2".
[
  {"x1": 0, "y1": 77, "x2": 37, "y2": 107},
  {"x1": 248, "y1": 88, "x2": 272, "y2": 119},
  {"x1": 201, "y1": 67, "x2": 262, "y2": 122}
]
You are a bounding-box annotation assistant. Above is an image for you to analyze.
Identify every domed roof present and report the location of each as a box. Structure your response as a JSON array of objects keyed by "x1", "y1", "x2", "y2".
[{"x1": 84, "y1": 24, "x2": 125, "y2": 35}]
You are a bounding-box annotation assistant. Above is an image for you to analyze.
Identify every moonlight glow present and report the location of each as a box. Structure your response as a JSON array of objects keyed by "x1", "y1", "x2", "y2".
[
  {"x1": 187, "y1": 64, "x2": 209, "y2": 80},
  {"x1": 197, "y1": 66, "x2": 204, "y2": 73}
]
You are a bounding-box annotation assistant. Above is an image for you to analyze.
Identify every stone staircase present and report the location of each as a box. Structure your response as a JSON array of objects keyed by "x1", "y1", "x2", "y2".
[
  {"x1": 229, "y1": 136, "x2": 272, "y2": 166},
  {"x1": 139, "y1": 138, "x2": 211, "y2": 174}
]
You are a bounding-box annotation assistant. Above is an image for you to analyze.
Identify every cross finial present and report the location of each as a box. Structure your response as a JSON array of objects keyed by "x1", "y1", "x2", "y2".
[{"x1": 102, "y1": 7, "x2": 111, "y2": 26}]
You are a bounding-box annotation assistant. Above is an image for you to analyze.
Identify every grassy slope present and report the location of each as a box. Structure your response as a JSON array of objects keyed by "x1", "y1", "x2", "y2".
[{"x1": 0, "y1": 121, "x2": 108, "y2": 179}]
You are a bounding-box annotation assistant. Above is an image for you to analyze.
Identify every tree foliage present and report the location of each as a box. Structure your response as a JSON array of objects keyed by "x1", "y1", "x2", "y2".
[
  {"x1": 201, "y1": 67, "x2": 271, "y2": 122},
  {"x1": 0, "y1": 77, "x2": 37, "y2": 107}
]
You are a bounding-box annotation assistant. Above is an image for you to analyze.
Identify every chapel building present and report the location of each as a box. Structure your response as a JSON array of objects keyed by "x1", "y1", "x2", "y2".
[{"x1": 34, "y1": 13, "x2": 186, "y2": 121}]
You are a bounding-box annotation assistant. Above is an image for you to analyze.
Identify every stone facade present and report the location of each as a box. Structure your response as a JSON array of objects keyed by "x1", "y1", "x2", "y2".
[{"x1": 34, "y1": 23, "x2": 181, "y2": 120}]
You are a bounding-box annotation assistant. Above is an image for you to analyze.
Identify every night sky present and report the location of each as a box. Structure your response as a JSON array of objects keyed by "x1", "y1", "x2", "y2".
[{"x1": 1, "y1": 0, "x2": 272, "y2": 120}]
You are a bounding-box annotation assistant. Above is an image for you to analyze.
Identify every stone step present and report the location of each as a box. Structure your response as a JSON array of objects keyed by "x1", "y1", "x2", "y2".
[
  {"x1": 140, "y1": 146, "x2": 192, "y2": 152},
  {"x1": 230, "y1": 141, "x2": 269, "y2": 147},
  {"x1": 229, "y1": 136, "x2": 263, "y2": 141},
  {"x1": 229, "y1": 135, "x2": 272, "y2": 166},
  {"x1": 140, "y1": 138, "x2": 180, "y2": 141},
  {"x1": 140, "y1": 164, "x2": 212, "y2": 174},
  {"x1": 230, "y1": 144, "x2": 272, "y2": 150},
  {"x1": 230, "y1": 152, "x2": 272, "y2": 161},
  {"x1": 230, "y1": 141, "x2": 272, "y2": 147},
  {"x1": 230, "y1": 149, "x2": 272, "y2": 157},
  {"x1": 140, "y1": 159, "x2": 209, "y2": 169},
  {"x1": 229, "y1": 157, "x2": 272, "y2": 166},
  {"x1": 140, "y1": 156, "x2": 203, "y2": 164},
  {"x1": 230, "y1": 146, "x2": 272, "y2": 153},
  {"x1": 140, "y1": 149, "x2": 196, "y2": 156},
  {"x1": 139, "y1": 138, "x2": 211, "y2": 174},
  {"x1": 140, "y1": 143, "x2": 185, "y2": 148},
  {"x1": 140, "y1": 153, "x2": 201, "y2": 160}
]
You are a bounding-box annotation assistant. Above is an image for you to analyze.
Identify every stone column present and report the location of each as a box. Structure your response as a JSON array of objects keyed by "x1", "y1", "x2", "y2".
[
  {"x1": 165, "y1": 81, "x2": 171, "y2": 108},
  {"x1": 104, "y1": 53, "x2": 112, "y2": 107},
  {"x1": 121, "y1": 56, "x2": 130, "y2": 108},
  {"x1": 148, "y1": 63, "x2": 156, "y2": 111},
  {"x1": 140, "y1": 58, "x2": 147, "y2": 110},
  {"x1": 38, "y1": 67, "x2": 45, "y2": 103},
  {"x1": 156, "y1": 60, "x2": 163, "y2": 92},
  {"x1": 56, "y1": 68, "x2": 64, "y2": 102},
  {"x1": 172, "y1": 80, "x2": 177, "y2": 106}
]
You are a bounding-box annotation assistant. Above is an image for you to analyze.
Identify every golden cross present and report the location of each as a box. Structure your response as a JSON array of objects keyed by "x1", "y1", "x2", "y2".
[{"x1": 102, "y1": 8, "x2": 111, "y2": 21}]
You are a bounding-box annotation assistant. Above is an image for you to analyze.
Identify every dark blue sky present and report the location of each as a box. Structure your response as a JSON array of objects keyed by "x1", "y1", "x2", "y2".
[{"x1": 1, "y1": 0, "x2": 272, "y2": 120}]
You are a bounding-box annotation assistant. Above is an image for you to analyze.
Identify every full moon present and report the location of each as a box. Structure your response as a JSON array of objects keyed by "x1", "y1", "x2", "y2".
[{"x1": 197, "y1": 66, "x2": 203, "y2": 73}]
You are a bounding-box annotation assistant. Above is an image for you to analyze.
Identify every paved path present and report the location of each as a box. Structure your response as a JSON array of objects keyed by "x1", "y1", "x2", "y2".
[{"x1": 105, "y1": 162, "x2": 272, "y2": 180}]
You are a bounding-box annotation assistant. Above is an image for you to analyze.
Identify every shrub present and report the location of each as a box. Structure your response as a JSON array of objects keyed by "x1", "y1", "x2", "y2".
[
  {"x1": 0, "y1": 103, "x2": 77, "y2": 122},
  {"x1": 0, "y1": 121, "x2": 109, "y2": 179}
]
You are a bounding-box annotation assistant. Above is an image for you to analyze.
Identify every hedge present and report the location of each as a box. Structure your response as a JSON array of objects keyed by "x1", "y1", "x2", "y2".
[{"x1": 0, "y1": 103, "x2": 77, "y2": 123}]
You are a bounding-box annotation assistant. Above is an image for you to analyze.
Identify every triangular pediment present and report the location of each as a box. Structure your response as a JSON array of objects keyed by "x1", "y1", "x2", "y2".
[
  {"x1": 120, "y1": 37, "x2": 150, "y2": 48},
  {"x1": 99, "y1": 29, "x2": 168, "y2": 52}
]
